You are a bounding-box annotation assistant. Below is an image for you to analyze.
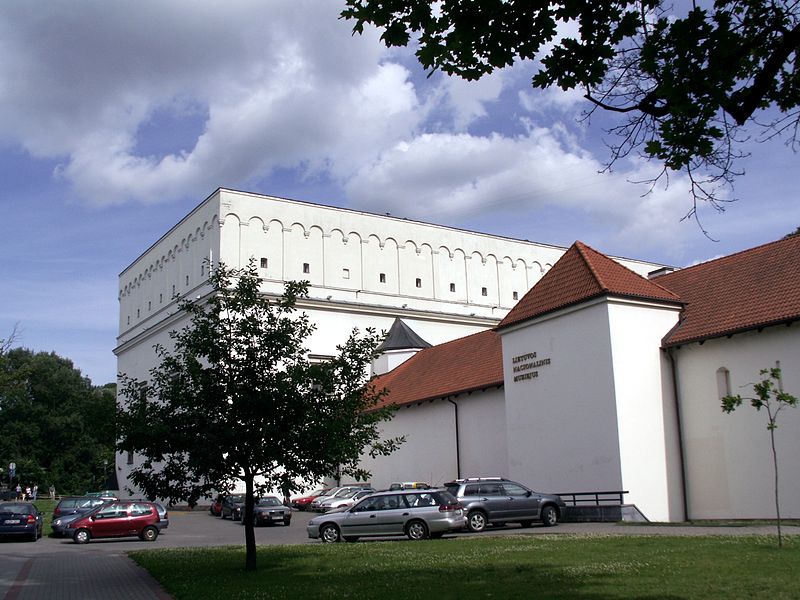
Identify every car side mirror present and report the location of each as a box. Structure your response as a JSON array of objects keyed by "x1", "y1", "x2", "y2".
[
  {"x1": 91, "y1": 515, "x2": 97, "y2": 521},
  {"x1": 526, "y1": 490, "x2": 532, "y2": 497}
]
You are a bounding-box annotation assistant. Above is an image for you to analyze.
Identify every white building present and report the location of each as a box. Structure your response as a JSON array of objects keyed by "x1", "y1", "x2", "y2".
[
  {"x1": 115, "y1": 188, "x2": 660, "y2": 488},
  {"x1": 360, "y1": 236, "x2": 800, "y2": 521}
]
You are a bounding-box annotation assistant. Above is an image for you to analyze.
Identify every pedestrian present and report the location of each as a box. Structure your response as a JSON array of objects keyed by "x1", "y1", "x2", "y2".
[
  {"x1": 15, "y1": 483, "x2": 21, "y2": 500},
  {"x1": 25, "y1": 485, "x2": 31, "y2": 500},
  {"x1": 49, "y1": 485, "x2": 55, "y2": 500},
  {"x1": 32, "y1": 484, "x2": 38, "y2": 500}
]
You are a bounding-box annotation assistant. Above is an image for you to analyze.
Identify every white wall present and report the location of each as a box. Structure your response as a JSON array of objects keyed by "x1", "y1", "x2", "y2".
[
  {"x1": 351, "y1": 387, "x2": 508, "y2": 488},
  {"x1": 352, "y1": 400, "x2": 458, "y2": 488},
  {"x1": 500, "y1": 300, "x2": 624, "y2": 494},
  {"x1": 673, "y1": 326, "x2": 800, "y2": 519},
  {"x1": 607, "y1": 299, "x2": 684, "y2": 521},
  {"x1": 455, "y1": 388, "x2": 508, "y2": 478}
]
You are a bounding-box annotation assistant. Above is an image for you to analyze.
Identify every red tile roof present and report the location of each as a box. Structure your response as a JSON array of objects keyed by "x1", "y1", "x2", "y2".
[
  {"x1": 371, "y1": 236, "x2": 800, "y2": 408},
  {"x1": 657, "y1": 234, "x2": 800, "y2": 346},
  {"x1": 370, "y1": 329, "x2": 504, "y2": 409},
  {"x1": 497, "y1": 241, "x2": 682, "y2": 330}
]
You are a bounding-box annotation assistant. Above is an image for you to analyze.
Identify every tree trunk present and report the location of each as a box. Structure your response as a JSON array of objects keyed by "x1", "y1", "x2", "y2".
[
  {"x1": 769, "y1": 427, "x2": 783, "y2": 548},
  {"x1": 244, "y1": 475, "x2": 257, "y2": 570}
]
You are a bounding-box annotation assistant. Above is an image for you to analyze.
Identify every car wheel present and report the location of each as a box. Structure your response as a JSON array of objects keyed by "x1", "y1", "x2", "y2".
[
  {"x1": 467, "y1": 510, "x2": 487, "y2": 533},
  {"x1": 320, "y1": 523, "x2": 341, "y2": 543},
  {"x1": 406, "y1": 519, "x2": 429, "y2": 541},
  {"x1": 140, "y1": 526, "x2": 159, "y2": 542},
  {"x1": 541, "y1": 505, "x2": 558, "y2": 527},
  {"x1": 73, "y1": 529, "x2": 91, "y2": 544}
]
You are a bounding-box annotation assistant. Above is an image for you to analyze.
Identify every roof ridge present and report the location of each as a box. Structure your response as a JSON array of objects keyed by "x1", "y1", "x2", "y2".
[
  {"x1": 573, "y1": 241, "x2": 608, "y2": 292},
  {"x1": 575, "y1": 240, "x2": 681, "y2": 300},
  {"x1": 658, "y1": 234, "x2": 800, "y2": 280}
]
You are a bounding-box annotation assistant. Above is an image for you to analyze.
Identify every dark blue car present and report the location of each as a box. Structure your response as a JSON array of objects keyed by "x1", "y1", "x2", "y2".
[{"x1": 0, "y1": 502, "x2": 43, "y2": 541}]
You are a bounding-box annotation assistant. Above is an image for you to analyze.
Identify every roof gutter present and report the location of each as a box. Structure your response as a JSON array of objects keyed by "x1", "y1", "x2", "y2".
[
  {"x1": 666, "y1": 347, "x2": 690, "y2": 521},
  {"x1": 446, "y1": 399, "x2": 461, "y2": 479}
]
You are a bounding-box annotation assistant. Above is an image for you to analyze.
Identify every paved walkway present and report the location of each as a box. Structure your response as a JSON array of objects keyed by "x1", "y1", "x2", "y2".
[{"x1": 1, "y1": 551, "x2": 171, "y2": 600}]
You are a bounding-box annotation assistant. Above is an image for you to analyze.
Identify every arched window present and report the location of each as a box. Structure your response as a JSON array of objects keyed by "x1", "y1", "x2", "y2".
[{"x1": 716, "y1": 367, "x2": 731, "y2": 399}]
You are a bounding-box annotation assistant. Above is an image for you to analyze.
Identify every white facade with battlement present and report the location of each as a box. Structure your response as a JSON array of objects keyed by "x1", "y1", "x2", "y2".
[{"x1": 115, "y1": 188, "x2": 664, "y2": 494}]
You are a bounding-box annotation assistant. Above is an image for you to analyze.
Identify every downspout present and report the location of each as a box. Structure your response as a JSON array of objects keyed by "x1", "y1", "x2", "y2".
[
  {"x1": 446, "y1": 399, "x2": 461, "y2": 478},
  {"x1": 666, "y1": 347, "x2": 690, "y2": 521}
]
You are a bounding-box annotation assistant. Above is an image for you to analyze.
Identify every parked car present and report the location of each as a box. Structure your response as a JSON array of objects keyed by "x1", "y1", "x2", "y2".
[
  {"x1": 209, "y1": 494, "x2": 224, "y2": 516},
  {"x1": 0, "y1": 502, "x2": 43, "y2": 541},
  {"x1": 310, "y1": 485, "x2": 367, "y2": 511},
  {"x1": 220, "y1": 495, "x2": 246, "y2": 520},
  {"x1": 307, "y1": 488, "x2": 465, "y2": 543},
  {"x1": 326, "y1": 489, "x2": 374, "y2": 511},
  {"x1": 249, "y1": 496, "x2": 292, "y2": 527},
  {"x1": 65, "y1": 501, "x2": 161, "y2": 544},
  {"x1": 84, "y1": 490, "x2": 119, "y2": 500},
  {"x1": 51, "y1": 497, "x2": 111, "y2": 537},
  {"x1": 444, "y1": 477, "x2": 566, "y2": 532},
  {"x1": 291, "y1": 488, "x2": 330, "y2": 511},
  {"x1": 127, "y1": 500, "x2": 169, "y2": 530},
  {"x1": 314, "y1": 487, "x2": 373, "y2": 512}
]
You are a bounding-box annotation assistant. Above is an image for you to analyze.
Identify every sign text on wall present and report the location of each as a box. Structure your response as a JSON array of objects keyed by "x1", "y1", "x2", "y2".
[{"x1": 512, "y1": 351, "x2": 551, "y2": 383}]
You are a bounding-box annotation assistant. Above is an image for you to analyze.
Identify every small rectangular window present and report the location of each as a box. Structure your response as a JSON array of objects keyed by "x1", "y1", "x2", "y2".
[
  {"x1": 481, "y1": 287, "x2": 488, "y2": 297},
  {"x1": 127, "y1": 316, "x2": 130, "y2": 325},
  {"x1": 449, "y1": 283, "x2": 456, "y2": 293},
  {"x1": 260, "y1": 257, "x2": 268, "y2": 269},
  {"x1": 159, "y1": 293, "x2": 163, "y2": 303},
  {"x1": 303, "y1": 263, "x2": 310, "y2": 274},
  {"x1": 342, "y1": 268, "x2": 350, "y2": 279},
  {"x1": 185, "y1": 275, "x2": 189, "y2": 285},
  {"x1": 148, "y1": 301, "x2": 151, "y2": 311},
  {"x1": 415, "y1": 278, "x2": 422, "y2": 288},
  {"x1": 200, "y1": 264, "x2": 205, "y2": 276},
  {"x1": 172, "y1": 284, "x2": 176, "y2": 296},
  {"x1": 136, "y1": 309, "x2": 140, "y2": 318},
  {"x1": 127, "y1": 450, "x2": 134, "y2": 465},
  {"x1": 379, "y1": 273, "x2": 386, "y2": 283},
  {"x1": 513, "y1": 291, "x2": 519, "y2": 301}
]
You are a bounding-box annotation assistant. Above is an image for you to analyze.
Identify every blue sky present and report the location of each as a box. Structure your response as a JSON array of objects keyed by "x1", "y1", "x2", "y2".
[{"x1": 1, "y1": 1, "x2": 798, "y2": 386}]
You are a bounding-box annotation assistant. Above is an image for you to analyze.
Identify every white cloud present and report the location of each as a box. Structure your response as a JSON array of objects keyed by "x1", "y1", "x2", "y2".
[
  {"x1": 0, "y1": 0, "x2": 423, "y2": 204},
  {"x1": 345, "y1": 123, "x2": 708, "y2": 255}
]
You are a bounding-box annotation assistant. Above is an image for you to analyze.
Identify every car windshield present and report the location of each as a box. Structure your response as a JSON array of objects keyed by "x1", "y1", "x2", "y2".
[
  {"x1": 0, "y1": 504, "x2": 31, "y2": 514},
  {"x1": 444, "y1": 484, "x2": 460, "y2": 496},
  {"x1": 229, "y1": 496, "x2": 245, "y2": 503},
  {"x1": 257, "y1": 497, "x2": 281, "y2": 506}
]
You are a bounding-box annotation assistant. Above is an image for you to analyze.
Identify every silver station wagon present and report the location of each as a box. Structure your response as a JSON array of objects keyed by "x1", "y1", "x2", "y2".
[{"x1": 307, "y1": 489, "x2": 465, "y2": 543}]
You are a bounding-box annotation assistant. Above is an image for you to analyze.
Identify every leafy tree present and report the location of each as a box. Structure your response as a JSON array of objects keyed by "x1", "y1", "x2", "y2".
[
  {"x1": 0, "y1": 344, "x2": 116, "y2": 495},
  {"x1": 117, "y1": 261, "x2": 402, "y2": 571},
  {"x1": 342, "y1": 1, "x2": 800, "y2": 219},
  {"x1": 722, "y1": 367, "x2": 798, "y2": 547}
]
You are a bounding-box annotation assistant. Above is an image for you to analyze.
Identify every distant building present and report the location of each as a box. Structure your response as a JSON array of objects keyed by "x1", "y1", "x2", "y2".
[
  {"x1": 114, "y1": 188, "x2": 663, "y2": 497},
  {"x1": 360, "y1": 236, "x2": 800, "y2": 521}
]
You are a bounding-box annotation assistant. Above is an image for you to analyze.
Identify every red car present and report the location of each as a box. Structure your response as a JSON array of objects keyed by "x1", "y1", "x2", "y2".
[
  {"x1": 210, "y1": 494, "x2": 224, "y2": 517},
  {"x1": 66, "y1": 501, "x2": 161, "y2": 544},
  {"x1": 292, "y1": 488, "x2": 330, "y2": 511}
]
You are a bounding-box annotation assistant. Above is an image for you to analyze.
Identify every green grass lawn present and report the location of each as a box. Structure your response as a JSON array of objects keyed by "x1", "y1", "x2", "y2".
[{"x1": 130, "y1": 534, "x2": 799, "y2": 599}]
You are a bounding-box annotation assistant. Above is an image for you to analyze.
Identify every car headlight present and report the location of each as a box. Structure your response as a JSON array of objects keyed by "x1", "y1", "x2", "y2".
[{"x1": 54, "y1": 519, "x2": 61, "y2": 526}]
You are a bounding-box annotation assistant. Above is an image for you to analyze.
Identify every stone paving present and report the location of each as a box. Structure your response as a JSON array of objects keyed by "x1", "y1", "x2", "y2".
[{"x1": 1, "y1": 551, "x2": 170, "y2": 600}]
